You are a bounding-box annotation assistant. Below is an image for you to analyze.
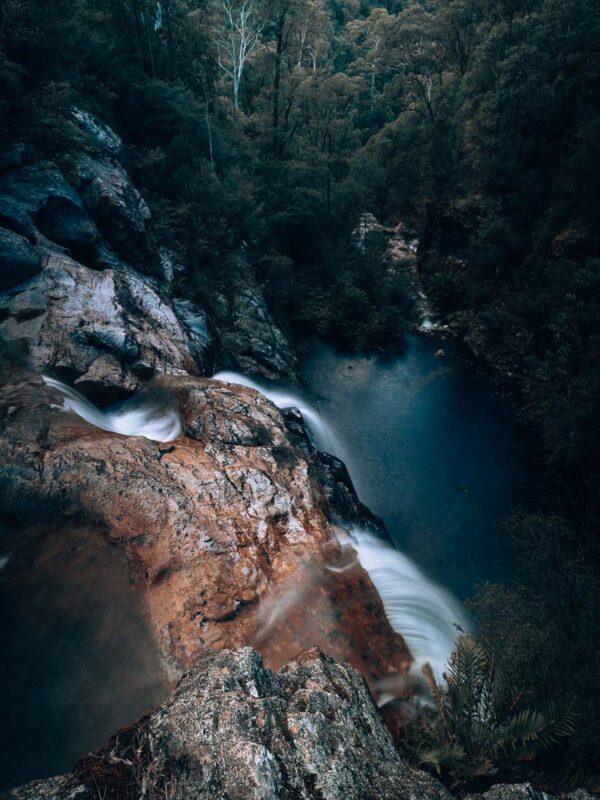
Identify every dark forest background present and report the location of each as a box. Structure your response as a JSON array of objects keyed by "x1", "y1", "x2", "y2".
[{"x1": 1, "y1": 0, "x2": 599, "y2": 792}]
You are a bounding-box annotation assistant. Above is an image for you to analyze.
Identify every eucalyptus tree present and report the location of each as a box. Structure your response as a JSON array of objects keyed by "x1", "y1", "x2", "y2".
[
  {"x1": 264, "y1": 0, "x2": 332, "y2": 155},
  {"x1": 215, "y1": 0, "x2": 263, "y2": 109}
]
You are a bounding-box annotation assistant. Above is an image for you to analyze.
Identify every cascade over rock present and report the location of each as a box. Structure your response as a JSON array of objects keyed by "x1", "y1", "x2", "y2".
[
  {"x1": 0, "y1": 108, "x2": 492, "y2": 799},
  {"x1": 0, "y1": 364, "x2": 410, "y2": 689}
]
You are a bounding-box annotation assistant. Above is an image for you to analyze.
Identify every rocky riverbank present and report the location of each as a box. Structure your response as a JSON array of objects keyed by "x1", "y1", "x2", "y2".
[
  {"x1": 0, "y1": 362, "x2": 410, "y2": 689},
  {"x1": 0, "y1": 108, "x2": 296, "y2": 389}
]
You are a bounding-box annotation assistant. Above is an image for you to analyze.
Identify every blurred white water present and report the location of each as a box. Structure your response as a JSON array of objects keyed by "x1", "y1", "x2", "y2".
[
  {"x1": 42, "y1": 376, "x2": 182, "y2": 442},
  {"x1": 345, "y1": 529, "x2": 468, "y2": 682},
  {"x1": 212, "y1": 370, "x2": 341, "y2": 454},
  {"x1": 44, "y1": 366, "x2": 466, "y2": 679}
]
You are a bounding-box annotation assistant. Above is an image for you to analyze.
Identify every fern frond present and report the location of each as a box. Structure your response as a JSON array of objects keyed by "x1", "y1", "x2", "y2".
[{"x1": 419, "y1": 744, "x2": 466, "y2": 775}]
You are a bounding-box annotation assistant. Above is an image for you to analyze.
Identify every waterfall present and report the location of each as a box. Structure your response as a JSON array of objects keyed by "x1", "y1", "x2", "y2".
[
  {"x1": 345, "y1": 529, "x2": 468, "y2": 682},
  {"x1": 44, "y1": 367, "x2": 466, "y2": 680},
  {"x1": 212, "y1": 370, "x2": 341, "y2": 455},
  {"x1": 214, "y1": 370, "x2": 466, "y2": 680},
  {"x1": 42, "y1": 376, "x2": 182, "y2": 443}
]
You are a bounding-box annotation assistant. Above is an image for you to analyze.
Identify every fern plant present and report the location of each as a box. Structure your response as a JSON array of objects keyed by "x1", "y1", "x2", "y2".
[{"x1": 400, "y1": 634, "x2": 576, "y2": 793}]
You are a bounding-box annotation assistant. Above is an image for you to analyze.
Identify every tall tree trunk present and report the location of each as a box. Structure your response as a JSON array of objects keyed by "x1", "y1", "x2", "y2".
[
  {"x1": 272, "y1": 12, "x2": 286, "y2": 157},
  {"x1": 131, "y1": 0, "x2": 149, "y2": 74},
  {"x1": 203, "y1": 81, "x2": 216, "y2": 175},
  {"x1": 165, "y1": 0, "x2": 175, "y2": 80}
]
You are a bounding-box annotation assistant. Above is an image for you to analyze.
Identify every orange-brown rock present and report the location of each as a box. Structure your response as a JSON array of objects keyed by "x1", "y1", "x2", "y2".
[{"x1": 0, "y1": 370, "x2": 410, "y2": 693}]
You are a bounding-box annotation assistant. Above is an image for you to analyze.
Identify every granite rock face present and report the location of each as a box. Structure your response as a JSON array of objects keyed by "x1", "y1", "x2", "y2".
[
  {"x1": 1, "y1": 648, "x2": 451, "y2": 800},
  {"x1": 465, "y1": 784, "x2": 596, "y2": 800},
  {"x1": 0, "y1": 109, "x2": 297, "y2": 387},
  {"x1": 0, "y1": 227, "x2": 42, "y2": 289},
  {"x1": 216, "y1": 281, "x2": 298, "y2": 381},
  {"x1": 61, "y1": 151, "x2": 158, "y2": 276},
  {"x1": 0, "y1": 254, "x2": 206, "y2": 391}
]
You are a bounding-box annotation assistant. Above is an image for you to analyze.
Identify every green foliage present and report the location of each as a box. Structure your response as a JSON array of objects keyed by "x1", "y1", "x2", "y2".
[{"x1": 401, "y1": 634, "x2": 576, "y2": 793}]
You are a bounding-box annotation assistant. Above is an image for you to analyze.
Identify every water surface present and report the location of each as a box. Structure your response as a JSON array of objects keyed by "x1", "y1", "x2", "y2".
[{"x1": 300, "y1": 336, "x2": 540, "y2": 599}]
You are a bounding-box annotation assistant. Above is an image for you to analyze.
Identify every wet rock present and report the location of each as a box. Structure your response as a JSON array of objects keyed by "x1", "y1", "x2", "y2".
[
  {"x1": 0, "y1": 372, "x2": 410, "y2": 687},
  {"x1": 0, "y1": 228, "x2": 42, "y2": 289},
  {"x1": 465, "y1": 784, "x2": 596, "y2": 800},
  {"x1": 35, "y1": 195, "x2": 98, "y2": 254},
  {"x1": 313, "y1": 451, "x2": 386, "y2": 534},
  {"x1": 0, "y1": 163, "x2": 83, "y2": 219},
  {"x1": 216, "y1": 282, "x2": 297, "y2": 381},
  {"x1": 1, "y1": 775, "x2": 90, "y2": 800},
  {"x1": 2, "y1": 648, "x2": 451, "y2": 800},
  {"x1": 0, "y1": 193, "x2": 38, "y2": 240},
  {"x1": 63, "y1": 152, "x2": 159, "y2": 275},
  {"x1": 173, "y1": 298, "x2": 219, "y2": 374},
  {"x1": 0, "y1": 255, "x2": 204, "y2": 390},
  {"x1": 0, "y1": 143, "x2": 27, "y2": 174},
  {"x1": 0, "y1": 163, "x2": 99, "y2": 260},
  {"x1": 71, "y1": 108, "x2": 124, "y2": 157}
]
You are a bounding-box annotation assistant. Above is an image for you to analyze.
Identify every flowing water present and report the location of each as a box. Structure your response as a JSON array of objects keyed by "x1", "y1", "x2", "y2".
[
  {"x1": 299, "y1": 337, "x2": 540, "y2": 599},
  {"x1": 213, "y1": 363, "x2": 470, "y2": 682},
  {"x1": 215, "y1": 336, "x2": 539, "y2": 681},
  {"x1": 43, "y1": 375, "x2": 182, "y2": 442},
  {"x1": 1, "y1": 339, "x2": 537, "y2": 789},
  {"x1": 345, "y1": 528, "x2": 468, "y2": 680},
  {"x1": 212, "y1": 370, "x2": 340, "y2": 454}
]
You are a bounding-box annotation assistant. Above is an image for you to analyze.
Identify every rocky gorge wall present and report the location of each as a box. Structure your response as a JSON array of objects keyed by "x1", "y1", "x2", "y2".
[
  {"x1": 0, "y1": 365, "x2": 410, "y2": 687},
  {"x1": 0, "y1": 110, "x2": 593, "y2": 800},
  {"x1": 0, "y1": 108, "x2": 296, "y2": 391},
  {"x1": 0, "y1": 108, "x2": 420, "y2": 796}
]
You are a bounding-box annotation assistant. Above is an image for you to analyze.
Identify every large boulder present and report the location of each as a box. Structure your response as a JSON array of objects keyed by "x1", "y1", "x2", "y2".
[
  {"x1": 34, "y1": 195, "x2": 98, "y2": 253},
  {"x1": 215, "y1": 282, "x2": 297, "y2": 381},
  {"x1": 1, "y1": 648, "x2": 451, "y2": 800},
  {"x1": 70, "y1": 108, "x2": 124, "y2": 158},
  {"x1": 0, "y1": 255, "x2": 213, "y2": 390},
  {"x1": 0, "y1": 193, "x2": 39, "y2": 240},
  {"x1": 173, "y1": 297, "x2": 220, "y2": 374},
  {"x1": 0, "y1": 227, "x2": 42, "y2": 289},
  {"x1": 62, "y1": 152, "x2": 159, "y2": 275},
  {"x1": 0, "y1": 163, "x2": 99, "y2": 259},
  {"x1": 0, "y1": 371, "x2": 410, "y2": 687},
  {"x1": 0, "y1": 163, "x2": 83, "y2": 214}
]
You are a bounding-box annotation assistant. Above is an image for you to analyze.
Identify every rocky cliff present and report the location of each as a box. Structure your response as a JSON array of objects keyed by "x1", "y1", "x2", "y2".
[
  {"x1": 0, "y1": 108, "x2": 296, "y2": 389},
  {"x1": 0, "y1": 109, "x2": 593, "y2": 800},
  {"x1": 0, "y1": 364, "x2": 410, "y2": 689},
  {"x1": 0, "y1": 108, "x2": 421, "y2": 796}
]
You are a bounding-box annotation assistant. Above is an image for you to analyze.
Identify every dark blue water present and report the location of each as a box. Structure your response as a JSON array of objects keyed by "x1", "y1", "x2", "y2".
[{"x1": 300, "y1": 336, "x2": 541, "y2": 599}]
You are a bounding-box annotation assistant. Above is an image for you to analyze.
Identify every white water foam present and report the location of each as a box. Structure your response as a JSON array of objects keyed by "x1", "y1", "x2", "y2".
[
  {"x1": 42, "y1": 376, "x2": 182, "y2": 442},
  {"x1": 346, "y1": 528, "x2": 468, "y2": 682},
  {"x1": 212, "y1": 370, "x2": 341, "y2": 455}
]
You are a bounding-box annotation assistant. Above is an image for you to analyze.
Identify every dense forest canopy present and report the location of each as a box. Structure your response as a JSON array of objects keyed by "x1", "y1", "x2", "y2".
[{"x1": 1, "y1": 0, "x2": 600, "y2": 791}]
